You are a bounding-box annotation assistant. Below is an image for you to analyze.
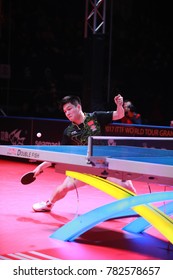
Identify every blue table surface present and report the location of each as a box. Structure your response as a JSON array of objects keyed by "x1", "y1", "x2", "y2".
[{"x1": 14, "y1": 145, "x2": 173, "y2": 166}]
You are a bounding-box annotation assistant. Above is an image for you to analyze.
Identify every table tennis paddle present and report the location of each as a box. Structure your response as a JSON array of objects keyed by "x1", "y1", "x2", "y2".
[{"x1": 21, "y1": 171, "x2": 36, "y2": 185}]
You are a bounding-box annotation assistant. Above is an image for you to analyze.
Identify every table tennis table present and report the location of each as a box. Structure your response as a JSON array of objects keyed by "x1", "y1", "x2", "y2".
[{"x1": 1, "y1": 136, "x2": 173, "y2": 243}]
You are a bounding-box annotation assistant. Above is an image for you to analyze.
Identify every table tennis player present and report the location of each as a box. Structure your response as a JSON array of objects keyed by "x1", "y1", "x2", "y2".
[{"x1": 31, "y1": 94, "x2": 136, "y2": 212}]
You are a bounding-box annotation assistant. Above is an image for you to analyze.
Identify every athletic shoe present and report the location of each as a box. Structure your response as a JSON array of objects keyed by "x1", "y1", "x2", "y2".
[{"x1": 32, "y1": 200, "x2": 54, "y2": 212}]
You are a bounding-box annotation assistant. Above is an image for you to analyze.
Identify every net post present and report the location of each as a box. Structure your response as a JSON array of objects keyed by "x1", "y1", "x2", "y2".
[{"x1": 87, "y1": 136, "x2": 93, "y2": 162}]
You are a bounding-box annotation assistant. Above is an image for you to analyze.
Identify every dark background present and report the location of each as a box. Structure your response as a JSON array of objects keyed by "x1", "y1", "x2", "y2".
[{"x1": 0, "y1": 0, "x2": 172, "y2": 125}]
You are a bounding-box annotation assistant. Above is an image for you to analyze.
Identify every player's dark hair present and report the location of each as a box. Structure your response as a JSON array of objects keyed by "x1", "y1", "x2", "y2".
[{"x1": 58, "y1": 95, "x2": 82, "y2": 111}]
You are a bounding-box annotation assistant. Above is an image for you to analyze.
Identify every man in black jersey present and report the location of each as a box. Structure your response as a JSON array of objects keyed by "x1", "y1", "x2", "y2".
[{"x1": 32, "y1": 95, "x2": 136, "y2": 212}]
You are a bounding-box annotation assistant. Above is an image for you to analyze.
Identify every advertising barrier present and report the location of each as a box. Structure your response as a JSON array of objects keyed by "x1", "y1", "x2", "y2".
[
  {"x1": 0, "y1": 116, "x2": 173, "y2": 149},
  {"x1": 0, "y1": 116, "x2": 69, "y2": 146}
]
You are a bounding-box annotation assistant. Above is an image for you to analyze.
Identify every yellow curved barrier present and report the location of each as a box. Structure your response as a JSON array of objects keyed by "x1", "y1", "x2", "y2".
[{"x1": 66, "y1": 171, "x2": 173, "y2": 243}]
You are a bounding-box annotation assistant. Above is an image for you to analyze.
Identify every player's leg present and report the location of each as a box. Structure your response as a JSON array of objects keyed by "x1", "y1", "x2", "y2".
[
  {"x1": 107, "y1": 177, "x2": 136, "y2": 193},
  {"x1": 32, "y1": 176, "x2": 83, "y2": 212},
  {"x1": 50, "y1": 176, "x2": 83, "y2": 203}
]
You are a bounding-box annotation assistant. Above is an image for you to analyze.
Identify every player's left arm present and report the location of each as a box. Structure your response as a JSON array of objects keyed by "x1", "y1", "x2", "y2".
[{"x1": 112, "y1": 94, "x2": 125, "y2": 120}]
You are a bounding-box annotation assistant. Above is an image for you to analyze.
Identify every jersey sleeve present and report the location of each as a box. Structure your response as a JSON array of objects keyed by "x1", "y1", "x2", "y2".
[{"x1": 92, "y1": 111, "x2": 113, "y2": 125}]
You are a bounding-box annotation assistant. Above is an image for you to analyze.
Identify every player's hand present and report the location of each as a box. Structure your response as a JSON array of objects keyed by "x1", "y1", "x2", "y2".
[
  {"x1": 114, "y1": 94, "x2": 123, "y2": 106},
  {"x1": 32, "y1": 162, "x2": 51, "y2": 177},
  {"x1": 33, "y1": 166, "x2": 42, "y2": 177}
]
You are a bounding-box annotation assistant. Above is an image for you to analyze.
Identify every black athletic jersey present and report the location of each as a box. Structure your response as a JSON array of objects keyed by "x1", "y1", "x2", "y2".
[{"x1": 61, "y1": 111, "x2": 113, "y2": 145}]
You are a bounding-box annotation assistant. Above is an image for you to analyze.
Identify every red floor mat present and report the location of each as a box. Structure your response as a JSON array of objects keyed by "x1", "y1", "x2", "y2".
[{"x1": 0, "y1": 158, "x2": 173, "y2": 260}]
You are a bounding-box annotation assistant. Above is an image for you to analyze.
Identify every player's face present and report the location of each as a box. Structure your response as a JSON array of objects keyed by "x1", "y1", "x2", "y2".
[{"x1": 63, "y1": 102, "x2": 80, "y2": 122}]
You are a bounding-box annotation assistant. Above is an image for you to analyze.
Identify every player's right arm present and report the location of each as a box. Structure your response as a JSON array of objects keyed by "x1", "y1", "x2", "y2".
[{"x1": 33, "y1": 161, "x2": 52, "y2": 177}]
